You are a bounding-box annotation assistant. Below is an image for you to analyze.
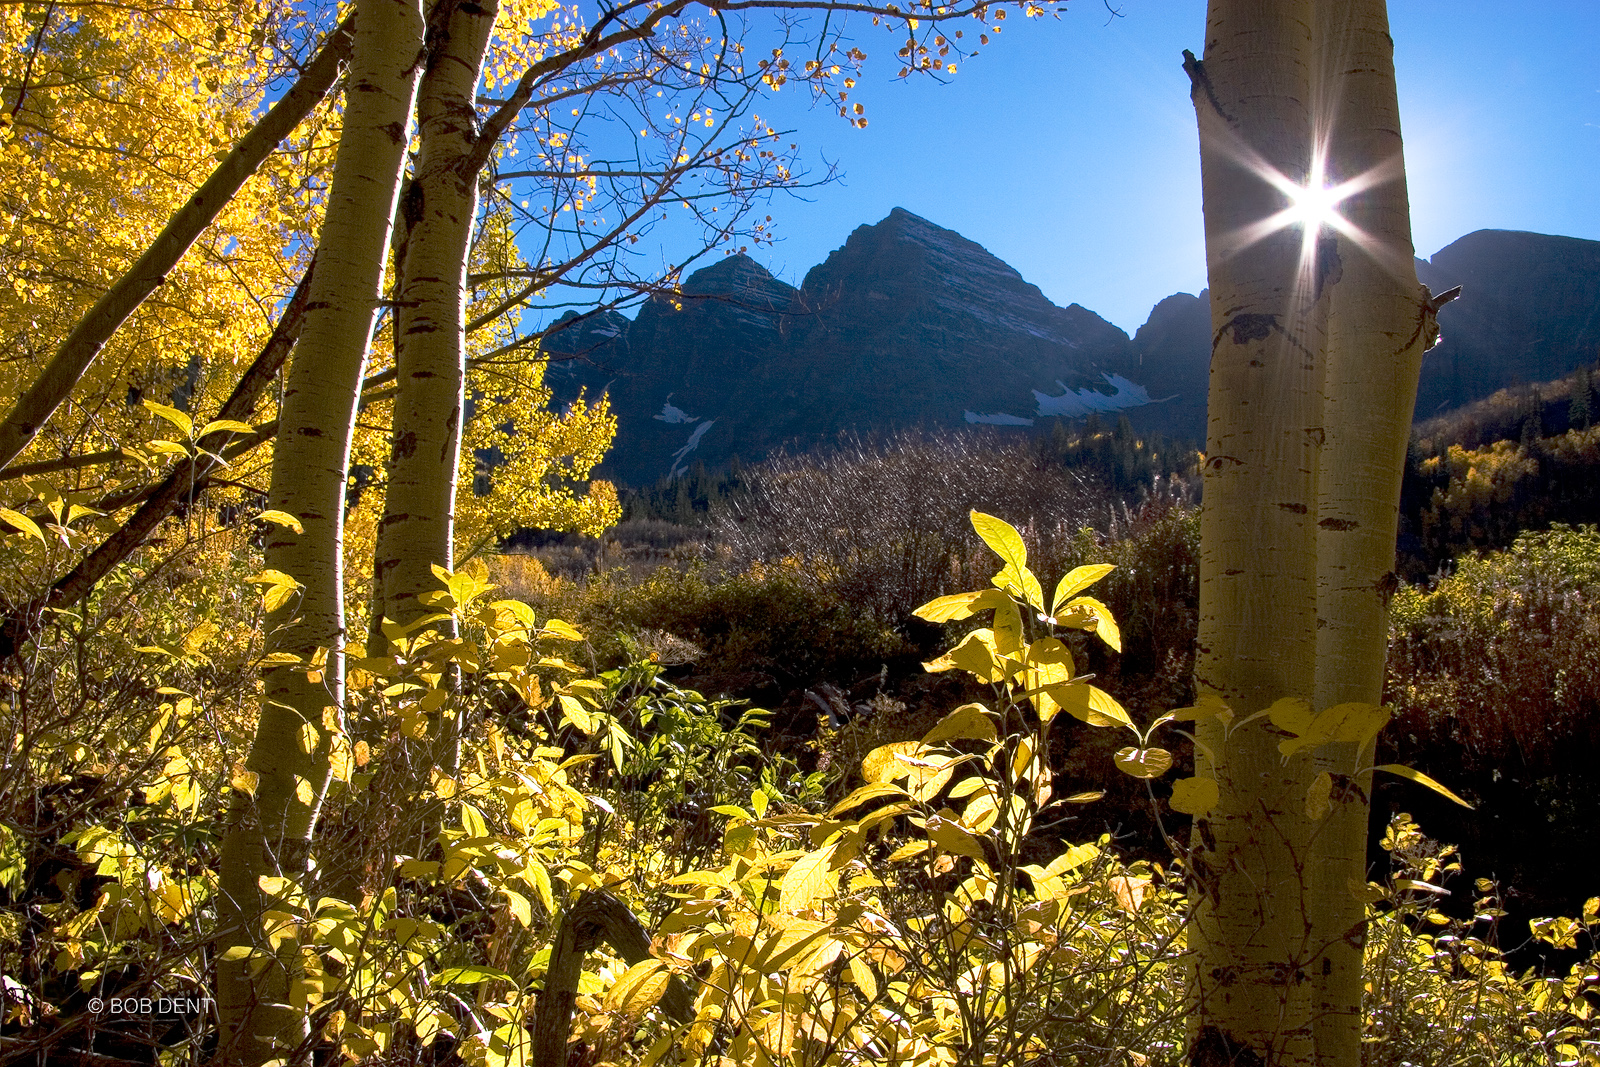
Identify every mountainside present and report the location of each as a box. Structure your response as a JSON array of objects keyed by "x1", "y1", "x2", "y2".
[
  {"x1": 1416, "y1": 230, "x2": 1600, "y2": 418},
  {"x1": 543, "y1": 214, "x2": 1600, "y2": 486}
]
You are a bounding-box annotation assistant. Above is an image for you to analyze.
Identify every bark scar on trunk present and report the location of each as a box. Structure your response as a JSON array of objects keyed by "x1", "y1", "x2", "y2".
[
  {"x1": 1188, "y1": 1025, "x2": 1267, "y2": 1067},
  {"x1": 1182, "y1": 49, "x2": 1238, "y2": 125}
]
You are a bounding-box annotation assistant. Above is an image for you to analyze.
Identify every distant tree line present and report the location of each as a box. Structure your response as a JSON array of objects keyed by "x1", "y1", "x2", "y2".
[{"x1": 1398, "y1": 360, "x2": 1600, "y2": 578}]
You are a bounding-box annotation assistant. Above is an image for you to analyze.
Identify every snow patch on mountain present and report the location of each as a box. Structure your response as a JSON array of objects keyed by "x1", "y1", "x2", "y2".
[
  {"x1": 964, "y1": 411, "x2": 1036, "y2": 426},
  {"x1": 668, "y1": 419, "x2": 716, "y2": 477},
  {"x1": 654, "y1": 394, "x2": 700, "y2": 424},
  {"x1": 1034, "y1": 374, "x2": 1159, "y2": 419}
]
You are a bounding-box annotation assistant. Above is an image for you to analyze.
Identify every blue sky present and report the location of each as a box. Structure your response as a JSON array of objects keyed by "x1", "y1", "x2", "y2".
[{"x1": 703, "y1": 0, "x2": 1600, "y2": 333}]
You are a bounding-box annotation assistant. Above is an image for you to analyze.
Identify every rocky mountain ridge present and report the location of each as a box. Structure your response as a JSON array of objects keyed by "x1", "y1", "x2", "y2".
[{"x1": 543, "y1": 210, "x2": 1600, "y2": 486}]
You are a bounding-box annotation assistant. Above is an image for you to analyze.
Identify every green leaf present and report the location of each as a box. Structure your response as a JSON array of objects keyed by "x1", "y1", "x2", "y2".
[
  {"x1": 1051, "y1": 564, "x2": 1115, "y2": 615},
  {"x1": 435, "y1": 966, "x2": 513, "y2": 986},
  {"x1": 1373, "y1": 764, "x2": 1474, "y2": 809},
  {"x1": 912, "y1": 588, "x2": 1012, "y2": 623},
  {"x1": 143, "y1": 399, "x2": 193, "y2": 437}
]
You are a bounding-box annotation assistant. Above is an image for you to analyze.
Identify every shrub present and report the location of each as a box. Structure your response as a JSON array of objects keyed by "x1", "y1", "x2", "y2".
[{"x1": 706, "y1": 429, "x2": 1102, "y2": 627}]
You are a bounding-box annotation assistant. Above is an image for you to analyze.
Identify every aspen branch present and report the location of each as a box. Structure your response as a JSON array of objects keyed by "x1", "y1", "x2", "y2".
[
  {"x1": 0, "y1": 269, "x2": 314, "y2": 659},
  {"x1": 0, "y1": 15, "x2": 354, "y2": 474},
  {"x1": 531, "y1": 890, "x2": 694, "y2": 1066}
]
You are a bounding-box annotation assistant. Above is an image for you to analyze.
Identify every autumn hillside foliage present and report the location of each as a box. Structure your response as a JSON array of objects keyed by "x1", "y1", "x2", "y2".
[
  {"x1": 1398, "y1": 361, "x2": 1600, "y2": 578},
  {"x1": 5, "y1": 499, "x2": 1600, "y2": 1066}
]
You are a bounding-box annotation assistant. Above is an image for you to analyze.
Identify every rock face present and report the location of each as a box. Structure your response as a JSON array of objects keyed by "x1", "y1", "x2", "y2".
[
  {"x1": 549, "y1": 209, "x2": 1163, "y2": 485},
  {"x1": 1416, "y1": 230, "x2": 1600, "y2": 419},
  {"x1": 1124, "y1": 290, "x2": 1211, "y2": 445},
  {"x1": 540, "y1": 215, "x2": 1600, "y2": 486}
]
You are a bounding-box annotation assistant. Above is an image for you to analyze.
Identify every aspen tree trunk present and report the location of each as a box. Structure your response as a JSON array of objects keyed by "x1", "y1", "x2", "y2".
[
  {"x1": 214, "y1": 0, "x2": 423, "y2": 1061},
  {"x1": 371, "y1": 0, "x2": 498, "y2": 655},
  {"x1": 1309, "y1": 2, "x2": 1426, "y2": 1062},
  {"x1": 1183, "y1": 3, "x2": 1327, "y2": 1064},
  {"x1": 0, "y1": 18, "x2": 353, "y2": 474},
  {"x1": 364, "y1": 1, "x2": 499, "y2": 851}
]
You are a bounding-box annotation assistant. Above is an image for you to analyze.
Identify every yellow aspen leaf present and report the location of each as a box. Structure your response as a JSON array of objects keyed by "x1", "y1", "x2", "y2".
[
  {"x1": 294, "y1": 777, "x2": 314, "y2": 805},
  {"x1": 829, "y1": 781, "x2": 911, "y2": 817},
  {"x1": 142, "y1": 400, "x2": 193, "y2": 437},
  {"x1": 1373, "y1": 764, "x2": 1474, "y2": 808},
  {"x1": 912, "y1": 588, "x2": 1012, "y2": 622},
  {"x1": 1050, "y1": 563, "x2": 1115, "y2": 614},
  {"x1": 1305, "y1": 771, "x2": 1334, "y2": 819},
  {"x1": 1167, "y1": 694, "x2": 1233, "y2": 721},
  {"x1": 1114, "y1": 746, "x2": 1173, "y2": 779},
  {"x1": 329, "y1": 739, "x2": 354, "y2": 783},
  {"x1": 246, "y1": 570, "x2": 302, "y2": 613},
  {"x1": 779, "y1": 843, "x2": 839, "y2": 912},
  {"x1": 1266, "y1": 696, "x2": 1315, "y2": 740},
  {"x1": 920, "y1": 703, "x2": 997, "y2": 745},
  {"x1": 922, "y1": 628, "x2": 1006, "y2": 683},
  {"x1": 847, "y1": 958, "x2": 878, "y2": 999},
  {"x1": 1058, "y1": 595, "x2": 1122, "y2": 652},
  {"x1": 499, "y1": 888, "x2": 532, "y2": 929},
  {"x1": 257, "y1": 510, "x2": 304, "y2": 533},
  {"x1": 540, "y1": 618, "x2": 584, "y2": 641},
  {"x1": 603, "y1": 959, "x2": 670, "y2": 1019},
  {"x1": 231, "y1": 766, "x2": 259, "y2": 796},
  {"x1": 925, "y1": 815, "x2": 988, "y2": 864},
  {"x1": 1169, "y1": 776, "x2": 1219, "y2": 816},
  {"x1": 197, "y1": 418, "x2": 255, "y2": 438},
  {"x1": 558, "y1": 693, "x2": 592, "y2": 734},
  {"x1": 861, "y1": 741, "x2": 922, "y2": 784},
  {"x1": 1048, "y1": 682, "x2": 1133, "y2": 729},
  {"x1": 460, "y1": 803, "x2": 489, "y2": 838},
  {"x1": 970, "y1": 509, "x2": 1027, "y2": 576},
  {"x1": 1108, "y1": 875, "x2": 1151, "y2": 913},
  {"x1": 0, "y1": 508, "x2": 45, "y2": 542},
  {"x1": 527, "y1": 861, "x2": 554, "y2": 914},
  {"x1": 992, "y1": 596, "x2": 1025, "y2": 656}
]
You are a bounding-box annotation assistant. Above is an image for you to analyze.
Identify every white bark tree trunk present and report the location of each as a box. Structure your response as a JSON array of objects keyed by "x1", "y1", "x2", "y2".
[
  {"x1": 1309, "y1": 2, "x2": 1426, "y2": 1062},
  {"x1": 1184, "y1": 2, "x2": 1327, "y2": 1063},
  {"x1": 214, "y1": 0, "x2": 424, "y2": 1061},
  {"x1": 371, "y1": 0, "x2": 499, "y2": 650}
]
